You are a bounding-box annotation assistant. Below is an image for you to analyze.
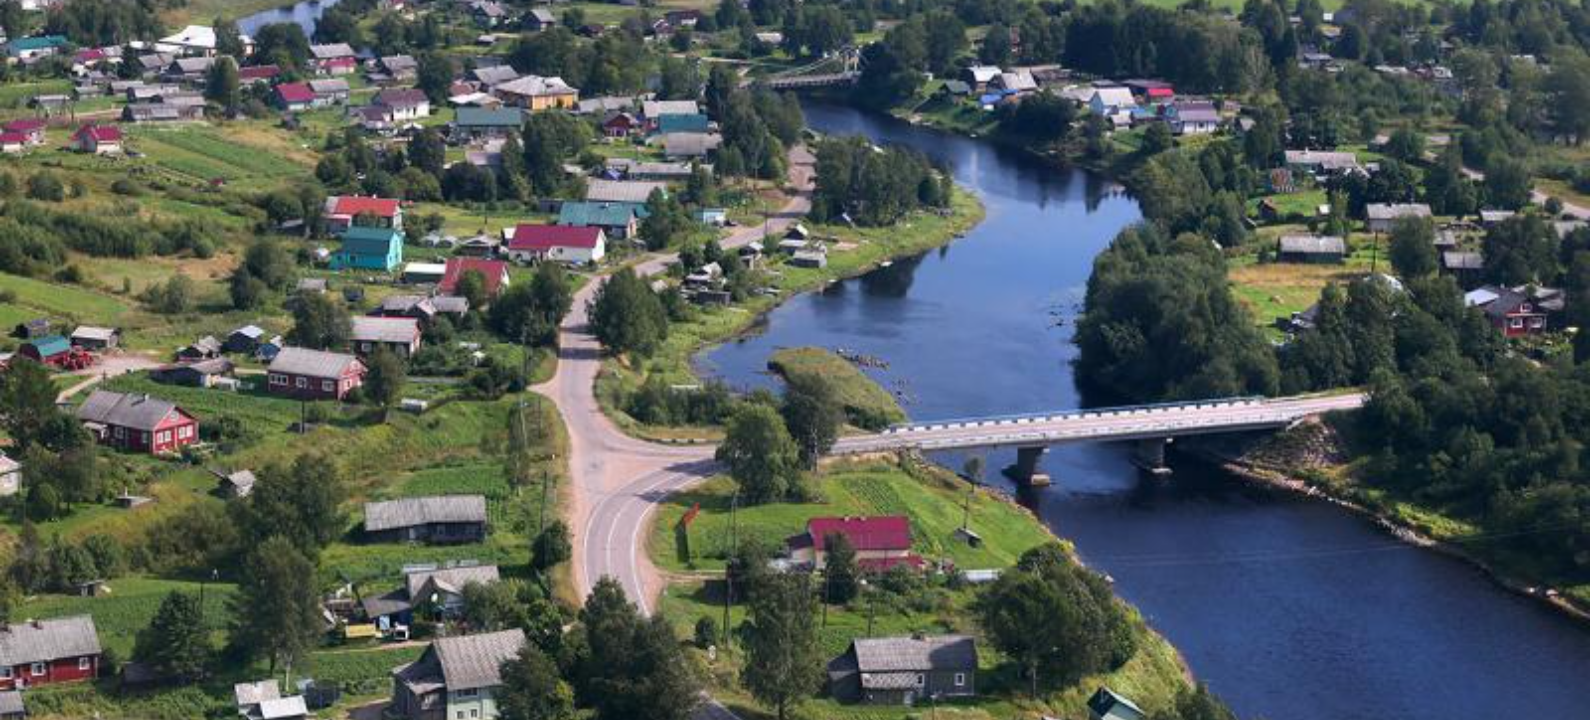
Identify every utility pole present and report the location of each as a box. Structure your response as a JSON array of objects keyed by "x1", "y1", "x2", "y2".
[{"x1": 721, "y1": 490, "x2": 739, "y2": 648}]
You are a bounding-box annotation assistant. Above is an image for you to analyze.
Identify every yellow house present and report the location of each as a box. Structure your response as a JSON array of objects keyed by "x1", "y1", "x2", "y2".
[{"x1": 493, "y1": 75, "x2": 578, "y2": 110}]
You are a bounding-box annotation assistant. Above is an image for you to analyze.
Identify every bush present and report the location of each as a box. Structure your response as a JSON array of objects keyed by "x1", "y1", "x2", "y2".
[
  {"x1": 110, "y1": 178, "x2": 143, "y2": 196},
  {"x1": 693, "y1": 616, "x2": 718, "y2": 649}
]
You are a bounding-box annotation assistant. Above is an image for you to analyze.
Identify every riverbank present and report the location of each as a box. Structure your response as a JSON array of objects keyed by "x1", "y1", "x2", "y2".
[
  {"x1": 1194, "y1": 422, "x2": 1590, "y2": 626},
  {"x1": 595, "y1": 187, "x2": 986, "y2": 441},
  {"x1": 651, "y1": 455, "x2": 1199, "y2": 720},
  {"x1": 768, "y1": 346, "x2": 907, "y2": 430}
]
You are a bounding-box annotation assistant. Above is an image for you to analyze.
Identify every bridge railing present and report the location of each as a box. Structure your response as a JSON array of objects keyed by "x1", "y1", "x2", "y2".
[
  {"x1": 882, "y1": 396, "x2": 1266, "y2": 435},
  {"x1": 841, "y1": 410, "x2": 1303, "y2": 453}
]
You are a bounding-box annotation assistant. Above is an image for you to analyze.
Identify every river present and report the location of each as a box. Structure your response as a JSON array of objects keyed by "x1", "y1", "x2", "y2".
[
  {"x1": 695, "y1": 102, "x2": 1590, "y2": 720},
  {"x1": 238, "y1": 0, "x2": 342, "y2": 39}
]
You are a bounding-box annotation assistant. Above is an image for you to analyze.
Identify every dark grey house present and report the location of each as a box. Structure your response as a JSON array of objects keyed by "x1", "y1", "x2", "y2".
[
  {"x1": 826, "y1": 634, "x2": 977, "y2": 705},
  {"x1": 364, "y1": 495, "x2": 488, "y2": 544}
]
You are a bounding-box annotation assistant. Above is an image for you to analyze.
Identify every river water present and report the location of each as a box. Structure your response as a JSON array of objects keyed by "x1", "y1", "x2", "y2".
[
  {"x1": 696, "y1": 102, "x2": 1590, "y2": 719},
  {"x1": 238, "y1": 0, "x2": 342, "y2": 39}
]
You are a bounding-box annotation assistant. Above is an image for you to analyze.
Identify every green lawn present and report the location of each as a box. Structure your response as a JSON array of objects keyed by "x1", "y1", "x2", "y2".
[
  {"x1": 0, "y1": 271, "x2": 131, "y2": 324},
  {"x1": 22, "y1": 576, "x2": 235, "y2": 658},
  {"x1": 650, "y1": 458, "x2": 1052, "y2": 574}
]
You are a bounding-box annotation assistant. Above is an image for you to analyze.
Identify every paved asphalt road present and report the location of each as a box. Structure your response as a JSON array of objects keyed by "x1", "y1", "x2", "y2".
[{"x1": 537, "y1": 145, "x2": 816, "y2": 614}]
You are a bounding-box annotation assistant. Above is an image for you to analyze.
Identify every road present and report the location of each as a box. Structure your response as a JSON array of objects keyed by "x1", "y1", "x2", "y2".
[
  {"x1": 56, "y1": 353, "x2": 167, "y2": 402},
  {"x1": 538, "y1": 145, "x2": 815, "y2": 613}
]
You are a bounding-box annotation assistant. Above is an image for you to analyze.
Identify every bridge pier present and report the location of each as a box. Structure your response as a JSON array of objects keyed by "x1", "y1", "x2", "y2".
[
  {"x1": 1132, "y1": 438, "x2": 1172, "y2": 477},
  {"x1": 1002, "y1": 446, "x2": 1051, "y2": 486}
]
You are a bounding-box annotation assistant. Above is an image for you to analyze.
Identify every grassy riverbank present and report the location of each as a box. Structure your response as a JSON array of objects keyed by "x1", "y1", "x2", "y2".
[
  {"x1": 768, "y1": 347, "x2": 907, "y2": 430},
  {"x1": 650, "y1": 456, "x2": 1196, "y2": 720},
  {"x1": 595, "y1": 188, "x2": 985, "y2": 440}
]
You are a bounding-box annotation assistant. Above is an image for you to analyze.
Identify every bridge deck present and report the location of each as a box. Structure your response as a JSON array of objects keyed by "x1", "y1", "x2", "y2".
[{"x1": 831, "y1": 394, "x2": 1366, "y2": 454}]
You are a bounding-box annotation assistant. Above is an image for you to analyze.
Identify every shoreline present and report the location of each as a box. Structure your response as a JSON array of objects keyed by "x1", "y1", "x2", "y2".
[{"x1": 1202, "y1": 448, "x2": 1590, "y2": 628}]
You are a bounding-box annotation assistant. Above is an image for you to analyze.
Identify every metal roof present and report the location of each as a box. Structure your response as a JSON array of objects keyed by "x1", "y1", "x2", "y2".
[
  {"x1": 433, "y1": 629, "x2": 525, "y2": 690},
  {"x1": 268, "y1": 347, "x2": 362, "y2": 379},
  {"x1": 365, "y1": 495, "x2": 487, "y2": 531},
  {"x1": 586, "y1": 179, "x2": 667, "y2": 204},
  {"x1": 851, "y1": 635, "x2": 977, "y2": 673},
  {"x1": 76, "y1": 389, "x2": 189, "y2": 432},
  {"x1": 350, "y1": 316, "x2": 421, "y2": 345},
  {"x1": 0, "y1": 616, "x2": 101, "y2": 666},
  {"x1": 235, "y1": 679, "x2": 281, "y2": 707},
  {"x1": 405, "y1": 564, "x2": 500, "y2": 599},
  {"x1": 1278, "y1": 234, "x2": 1345, "y2": 254}
]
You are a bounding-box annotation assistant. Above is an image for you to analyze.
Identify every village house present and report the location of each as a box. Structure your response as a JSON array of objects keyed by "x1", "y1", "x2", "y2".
[
  {"x1": 1276, "y1": 234, "x2": 1346, "y2": 264},
  {"x1": 587, "y1": 179, "x2": 666, "y2": 204},
  {"x1": 122, "y1": 100, "x2": 204, "y2": 123},
  {"x1": 1089, "y1": 687, "x2": 1148, "y2": 720},
  {"x1": 69, "y1": 123, "x2": 121, "y2": 154},
  {"x1": 558, "y1": 201, "x2": 646, "y2": 239},
  {"x1": 163, "y1": 55, "x2": 213, "y2": 83},
  {"x1": 1, "y1": 119, "x2": 46, "y2": 146},
  {"x1": 506, "y1": 224, "x2": 607, "y2": 264},
  {"x1": 238, "y1": 64, "x2": 281, "y2": 85},
  {"x1": 786, "y1": 516, "x2": 921, "y2": 571},
  {"x1": 267, "y1": 347, "x2": 366, "y2": 400},
  {"x1": 470, "y1": 0, "x2": 509, "y2": 27},
  {"x1": 0, "y1": 453, "x2": 22, "y2": 497},
  {"x1": 826, "y1": 635, "x2": 978, "y2": 705},
  {"x1": 403, "y1": 262, "x2": 448, "y2": 285},
  {"x1": 452, "y1": 107, "x2": 523, "y2": 140},
  {"x1": 235, "y1": 679, "x2": 309, "y2": 720},
  {"x1": 151, "y1": 357, "x2": 235, "y2": 388},
  {"x1": 0, "y1": 616, "x2": 102, "y2": 690},
  {"x1": 993, "y1": 69, "x2": 1038, "y2": 94},
  {"x1": 655, "y1": 112, "x2": 710, "y2": 135},
  {"x1": 350, "y1": 316, "x2": 423, "y2": 358},
  {"x1": 18, "y1": 335, "x2": 71, "y2": 365},
  {"x1": 0, "y1": 131, "x2": 28, "y2": 154},
  {"x1": 310, "y1": 43, "x2": 358, "y2": 75},
  {"x1": 602, "y1": 111, "x2": 640, "y2": 137},
  {"x1": 76, "y1": 390, "x2": 199, "y2": 455},
  {"x1": 69, "y1": 325, "x2": 120, "y2": 350},
  {"x1": 177, "y1": 335, "x2": 223, "y2": 361},
  {"x1": 225, "y1": 325, "x2": 269, "y2": 354},
  {"x1": 1125, "y1": 79, "x2": 1176, "y2": 102},
  {"x1": 1284, "y1": 149, "x2": 1363, "y2": 177},
  {"x1": 1088, "y1": 87, "x2": 1137, "y2": 115},
  {"x1": 1365, "y1": 203, "x2": 1432, "y2": 233},
  {"x1": 492, "y1": 75, "x2": 578, "y2": 110},
  {"x1": 332, "y1": 226, "x2": 405, "y2": 272},
  {"x1": 379, "y1": 55, "x2": 419, "y2": 82},
  {"x1": 524, "y1": 8, "x2": 557, "y2": 32},
  {"x1": 372, "y1": 295, "x2": 439, "y2": 322},
  {"x1": 470, "y1": 65, "x2": 521, "y2": 89},
  {"x1": 327, "y1": 195, "x2": 404, "y2": 233},
  {"x1": 309, "y1": 78, "x2": 352, "y2": 105},
  {"x1": 390, "y1": 629, "x2": 524, "y2": 720},
  {"x1": 12, "y1": 318, "x2": 50, "y2": 339},
  {"x1": 362, "y1": 564, "x2": 501, "y2": 628},
  {"x1": 374, "y1": 88, "x2": 432, "y2": 121},
  {"x1": 1466, "y1": 285, "x2": 1563, "y2": 337},
  {"x1": 1167, "y1": 100, "x2": 1221, "y2": 135},
  {"x1": 364, "y1": 495, "x2": 488, "y2": 544},
  {"x1": 274, "y1": 82, "x2": 316, "y2": 112},
  {"x1": 5, "y1": 35, "x2": 68, "y2": 62},
  {"x1": 661, "y1": 132, "x2": 722, "y2": 160},
  {"x1": 439, "y1": 257, "x2": 511, "y2": 298},
  {"x1": 960, "y1": 65, "x2": 1002, "y2": 91},
  {"x1": 640, "y1": 99, "x2": 700, "y2": 124}
]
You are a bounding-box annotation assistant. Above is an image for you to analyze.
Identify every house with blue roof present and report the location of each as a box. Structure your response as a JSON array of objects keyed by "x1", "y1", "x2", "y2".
[
  {"x1": 331, "y1": 226, "x2": 404, "y2": 272},
  {"x1": 557, "y1": 201, "x2": 649, "y2": 240},
  {"x1": 6, "y1": 35, "x2": 68, "y2": 61}
]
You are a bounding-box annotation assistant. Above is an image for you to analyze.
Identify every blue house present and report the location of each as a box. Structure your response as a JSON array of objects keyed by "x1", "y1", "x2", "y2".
[
  {"x1": 331, "y1": 227, "x2": 404, "y2": 272},
  {"x1": 6, "y1": 35, "x2": 68, "y2": 60}
]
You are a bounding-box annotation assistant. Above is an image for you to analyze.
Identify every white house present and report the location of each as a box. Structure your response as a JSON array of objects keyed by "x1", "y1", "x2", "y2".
[{"x1": 503, "y1": 224, "x2": 606, "y2": 265}]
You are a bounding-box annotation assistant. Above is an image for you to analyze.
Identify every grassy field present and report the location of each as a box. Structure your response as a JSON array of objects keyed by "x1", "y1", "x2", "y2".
[
  {"x1": 768, "y1": 347, "x2": 908, "y2": 429},
  {"x1": 1227, "y1": 241, "x2": 1382, "y2": 334},
  {"x1": 23, "y1": 576, "x2": 236, "y2": 658},
  {"x1": 599, "y1": 189, "x2": 986, "y2": 439},
  {"x1": 653, "y1": 458, "x2": 1195, "y2": 720},
  {"x1": 0, "y1": 271, "x2": 131, "y2": 326},
  {"x1": 650, "y1": 457, "x2": 1053, "y2": 574}
]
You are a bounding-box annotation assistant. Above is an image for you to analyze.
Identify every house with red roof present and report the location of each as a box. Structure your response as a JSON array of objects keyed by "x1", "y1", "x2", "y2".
[
  {"x1": 0, "y1": 132, "x2": 27, "y2": 154},
  {"x1": 275, "y1": 82, "x2": 316, "y2": 112},
  {"x1": 439, "y1": 257, "x2": 511, "y2": 299},
  {"x1": 786, "y1": 516, "x2": 922, "y2": 571},
  {"x1": 2, "y1": 119, "x2": 46, "y2": 146},
  {"x1": 69, "y1": 124, "x2": 121, "y2": 154},
  {"x1": 238, "y1": 64, "x2": 282, "y2": 85},
  {"x1": 504, "y1": 224, "x2": 605, "y2": 265},
  {"x1": 325, "y1": 195, "x2": 404, "y2": 233}
]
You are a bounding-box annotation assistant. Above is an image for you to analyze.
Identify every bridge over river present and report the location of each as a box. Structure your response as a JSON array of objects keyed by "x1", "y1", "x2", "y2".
[{"x1": 831, "y1": 393, "x2": 1367, "y2": 481}]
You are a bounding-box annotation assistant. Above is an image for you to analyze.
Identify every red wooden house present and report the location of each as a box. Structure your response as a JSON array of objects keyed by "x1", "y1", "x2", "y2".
[
  {"x1": 75, "y1": 389, "x2": 199, "y2": 455},
  {"x1": 0, "y1": 616, "x2": 101, "y2": 690},
  {"x1": 438, "y1": 257, "x2": 511, "y2": 299},
  {"x1": 266, "y1": 347, "x2": 366, "y2": 400},
  {"x1": 786, "y1": 516, "x2": 921, "y2": 571}
]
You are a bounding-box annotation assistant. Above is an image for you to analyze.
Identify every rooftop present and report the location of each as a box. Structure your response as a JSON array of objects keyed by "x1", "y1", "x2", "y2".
[{"x1": 365, "y1": 495, "x2": 488, "y2": 531}]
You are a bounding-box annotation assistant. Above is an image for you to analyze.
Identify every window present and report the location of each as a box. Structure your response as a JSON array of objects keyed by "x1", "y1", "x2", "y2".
[
  {"x1": 0, "y1": 666, "x2": 11, "y2": 679},
  {"x1": 113, "y1": 426, "x2": 125, "y2": 439},
  {"x1": 1510, "y1": 318, "x2": 1524, "y2": 329},
  {"x1": 954, "y1": 673, "x2": 965, "y2": 687},
  {"x1": 1531, "y1": 317, "x2": 1545, "y2": 328},
  {"x1": 295, "y1": 377, "x2": 307, "y2": 388},
  {"x1": 78, "y1": 657, "x2": 90, "y2": 671},
  {"x1": 270, "y1": 373, "x2": 286, "y2": 386},
  {"x1": 322, "y1": 380, "x2": 335, "y2": 392},
  {"x1": 30, "y1": 662, "x2": 44, "y2": 676},
  {"x1": 915, "y1": 674, "x2": 925, "y2": 687},
  {"x1": 470, "y1": 711, "x2": 478, "y2": 719}
]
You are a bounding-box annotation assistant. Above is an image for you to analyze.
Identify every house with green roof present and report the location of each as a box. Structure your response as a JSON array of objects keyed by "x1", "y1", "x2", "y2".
[
  {"x1": 453, "y1": 107, "x2": 523, "y2": 140},
  {"x1": 557, "y1": 201, "x2": 649, "y2": 240},
  {"x1": 655, "y1": 113, "x2": 710, "y2": 135},
  {"x1": 331, "y1": 226, "x2": 404, "y2": 272},
  {"x1": 6, "y1": 35, "x2": 68, "y2": 61}
]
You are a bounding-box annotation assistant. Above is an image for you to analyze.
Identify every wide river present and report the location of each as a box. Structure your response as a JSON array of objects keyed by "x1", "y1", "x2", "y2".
[{"x1": 697, "y1": 102, "x2": 1590, "y2": 719}]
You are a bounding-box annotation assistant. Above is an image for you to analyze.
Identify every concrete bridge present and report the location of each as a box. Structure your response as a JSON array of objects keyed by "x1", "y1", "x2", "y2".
[
  {"x1": 830, "y1": 393, "x2": 1366, "y2": 481},
  {"x1": 759, "y1": 71, "x2": 860, "y2": 90}
]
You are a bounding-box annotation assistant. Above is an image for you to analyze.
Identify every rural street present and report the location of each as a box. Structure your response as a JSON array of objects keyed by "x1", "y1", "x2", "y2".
[{"x1": 536, "y1": 145, "x2": 815, "y2": 614}]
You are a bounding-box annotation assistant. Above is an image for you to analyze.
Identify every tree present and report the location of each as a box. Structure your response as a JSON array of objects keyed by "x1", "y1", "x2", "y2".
[
  {"x1": 228, "y1": 536, "x2": 321, "y2": 675},
  {"x1": 498, "y1": 643, "x2": 576, "y2": 720},
  {"x1": 1151, "y1": 684, "x2": 1239, "y2": 720},
  {"x1": 205, "y1": 55, "x2": 241, "y2": 112},
  {"x1": 491, "y1": 263, "x2": 573, "y2": 346},
  {"x1": 408, "y1": 129, "x2": 447, "y2": 177},
  {"x1": 1483, "y1": 215, "x2": 1557, "y2": 285},
  {"x1": 588, "y1": 269, "x2": 667, "y2": 356},
  {"x1": 288, "y1": 292, "x2": 351, "y2": 350},
  {"x1": 741, "y1": 573, "x2": 823, "y2": 720},
  {"x1": 530, "y1": 520, "x2": 571, "y2": 576},
  {"x1": 980, "y1": 23, "x2": 1013, "y2": 65},
  {"x1": 231, "y1": 452, "x2": 346, "y2": 555},
  {"x1": 0, "y1": 357, "x2": 63, "y2": 450},
  {"x1": 639, "y1": 189, "x2": 690, "y2": 251},
  {"x1": 822, "y1": 533, "x2": 859, "y2": 604},
  {"x1": 416, "y1": 52, "x2": 456, "y2": 104},
  {"x1": 577, "y1": 578, "x2": 701, "y2": 720},
  {"x1": 134, "y1": 591, "x2": 212, "y2": 681},
  {"x1": 141, "y1": 275, "x2": 195, "y2": 314},
  {"x1": 975, "y1": 544, "x2": 1135, "y2": 694},
  {"x1": 715, "y1": 404, "x2": 801, "y2": 504},
  {"x1": 363, "y1": 348, "x2": 406, "y2": 419},
  {"x1": 455, "y1": 269, "x2": 489, "y2": 310},
  {"x1": 1484, "y1": 157, "x2": 1533, "y2": 210},
  {"x1": 780, "y1": 373, "x2": 842, "y2": 469},
  {"x1": 1388, "y1": 217, "x2": 1438, "y2": 279},
  {"x1": 214, "y1": 17, "x2": 244, "y2": 58}
]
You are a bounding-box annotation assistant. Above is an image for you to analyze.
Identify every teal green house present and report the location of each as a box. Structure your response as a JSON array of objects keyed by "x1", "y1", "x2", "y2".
[{"x1": 332, "y1": 226, "x2": 404, "y2": 271}]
